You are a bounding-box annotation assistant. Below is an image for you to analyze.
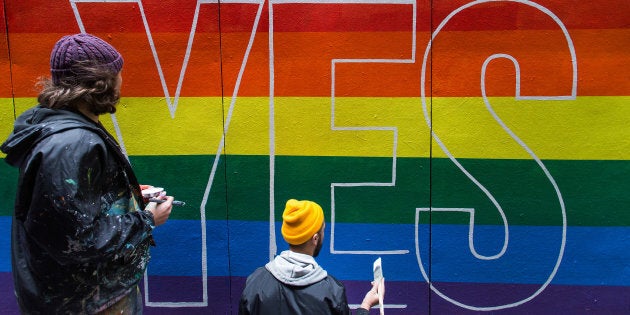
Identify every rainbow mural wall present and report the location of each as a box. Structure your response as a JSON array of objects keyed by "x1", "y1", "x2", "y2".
[{"x1": 1, "y1": 0, "x2": 629, "y2": 313}]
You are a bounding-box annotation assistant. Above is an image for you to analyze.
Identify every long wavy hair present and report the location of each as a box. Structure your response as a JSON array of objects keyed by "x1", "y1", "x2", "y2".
[{"x1": 37, "y1": 60, "x2": 121, "y2": 115}]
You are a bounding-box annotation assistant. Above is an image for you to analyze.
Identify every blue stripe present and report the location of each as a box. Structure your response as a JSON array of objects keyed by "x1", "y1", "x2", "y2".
[
  {"x1": 1, "y1": 217, "x2": 629, "y2": 286},
  {"x1": 0, "y1": 217, "x2": 8, "y2": 272}
]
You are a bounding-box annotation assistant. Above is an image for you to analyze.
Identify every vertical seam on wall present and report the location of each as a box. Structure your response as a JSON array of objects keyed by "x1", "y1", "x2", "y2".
[
  {"x1": 428, "y1": 0, "x2": 434, "y2": 313},
  {"x1": 216, "y1": 0, "x2": 233, "y2": 311},
  {"x1": 2, "y1": 0, "x2": 16, "y2": 120}
]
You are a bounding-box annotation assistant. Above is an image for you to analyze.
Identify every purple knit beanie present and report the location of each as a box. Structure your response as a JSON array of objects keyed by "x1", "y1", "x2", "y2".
[{"x1": 50, "y1": 33, "x2": 123, "y2": 85}]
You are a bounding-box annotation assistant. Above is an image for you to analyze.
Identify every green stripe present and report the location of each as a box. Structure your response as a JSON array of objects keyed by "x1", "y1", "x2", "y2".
[
  {"x1": 0, "y1": 165, "x2": 18, "y2": 215},
  {"x1": 1, "y1": 156, "x2": 628, "y2": 227}
]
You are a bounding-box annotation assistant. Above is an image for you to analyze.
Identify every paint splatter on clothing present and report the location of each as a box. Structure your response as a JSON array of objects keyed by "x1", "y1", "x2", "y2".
[{"x1": 1, "y1": 106, "x2": 155, "y2": 314}]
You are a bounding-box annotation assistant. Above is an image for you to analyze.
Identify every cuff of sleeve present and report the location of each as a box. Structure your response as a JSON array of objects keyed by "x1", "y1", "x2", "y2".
[
  {"x1": 141, "y1": 210, "x2": 157, "y2": 246},
  {"x1": 143, "y1": 210, "x2": 156, "y2": 229}
]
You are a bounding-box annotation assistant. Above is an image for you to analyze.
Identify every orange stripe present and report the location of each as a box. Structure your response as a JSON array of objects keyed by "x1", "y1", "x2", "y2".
[
  {"x1": 273, "y1": 29, "x2": 628, "y2": 97},
  {"x1": 5, "y1": 29, "x2": 629, "y2": 98}
]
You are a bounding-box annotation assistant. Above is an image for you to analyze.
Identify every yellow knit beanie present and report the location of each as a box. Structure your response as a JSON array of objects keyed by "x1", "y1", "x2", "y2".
[{"x1": 281, "y1": 199, "x2": 324, "y2": 245}]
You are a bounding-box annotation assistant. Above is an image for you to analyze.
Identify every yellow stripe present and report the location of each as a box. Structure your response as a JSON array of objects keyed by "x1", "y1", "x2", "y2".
[
  {"x1": 2, "y1": 96, "x2": 629, "y2": 160},
  {"x1": 0, "y1": 99, "x2": 16, "y2": 150}
]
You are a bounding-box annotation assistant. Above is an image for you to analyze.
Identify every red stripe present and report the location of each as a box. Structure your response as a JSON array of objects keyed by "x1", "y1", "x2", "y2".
[
  {"x1": 0, "y1": 2, "x2": 11, "y2": 96},
  {"x1": 5, "y1": 0, "x2": 629, "y2": 33}
]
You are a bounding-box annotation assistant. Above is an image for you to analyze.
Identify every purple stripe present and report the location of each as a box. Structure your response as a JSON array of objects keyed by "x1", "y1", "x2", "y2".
[
  {"x1": 0, "y1": 273, "x2": 18, "y2": 315},
  {"x1": 1, "y1": 273, "x2": 629, "y2": 314}
]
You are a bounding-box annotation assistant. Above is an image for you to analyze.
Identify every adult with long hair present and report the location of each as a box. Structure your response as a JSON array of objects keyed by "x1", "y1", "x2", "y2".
[{"x1": 1, "y1": 33, "x2": 173, "y2": 314}]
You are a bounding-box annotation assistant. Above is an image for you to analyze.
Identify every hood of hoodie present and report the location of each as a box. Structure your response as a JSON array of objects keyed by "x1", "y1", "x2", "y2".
[
  {"x1": 265, "y1": 250, "x2": 328, "y2": 287},
  {"x1": 1, "y1": 105, "x2": 99, "y2": 167}
]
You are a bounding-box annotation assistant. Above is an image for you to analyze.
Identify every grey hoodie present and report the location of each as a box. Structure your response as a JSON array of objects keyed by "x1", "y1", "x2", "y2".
[{"x1": 265, "y1": 250, "x2": 328, "y2": 286}]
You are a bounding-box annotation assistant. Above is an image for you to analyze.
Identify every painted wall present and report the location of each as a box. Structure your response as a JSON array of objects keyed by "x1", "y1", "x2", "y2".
[{"x1": 1, "y1": 0, "x2": 629, "y2": 313}]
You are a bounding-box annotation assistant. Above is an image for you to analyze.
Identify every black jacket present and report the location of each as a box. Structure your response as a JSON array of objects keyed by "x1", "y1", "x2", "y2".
[
  {"x1": 239, "y1": 250, "x2": 371, "y2": 315},
  {"x1": 1, "y1": 105, "x2": 155, "y2": 314},
  {"x1": 239, "y1": 267, "x2": 361, "y2": 315}
]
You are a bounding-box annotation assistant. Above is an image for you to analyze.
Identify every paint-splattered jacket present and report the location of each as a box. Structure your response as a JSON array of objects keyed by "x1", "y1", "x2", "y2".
[{"x1": 1, "y1": 105, "x2": 155, "y2": 314}]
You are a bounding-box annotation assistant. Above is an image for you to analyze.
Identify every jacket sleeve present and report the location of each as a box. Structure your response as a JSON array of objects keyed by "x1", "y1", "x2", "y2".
[
  {"x1": 238, "y1": 294, "x2": 252, "y2": 315},
  {"x1": 22, "y1": 129, "x2": 155, "y2": 265}
]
